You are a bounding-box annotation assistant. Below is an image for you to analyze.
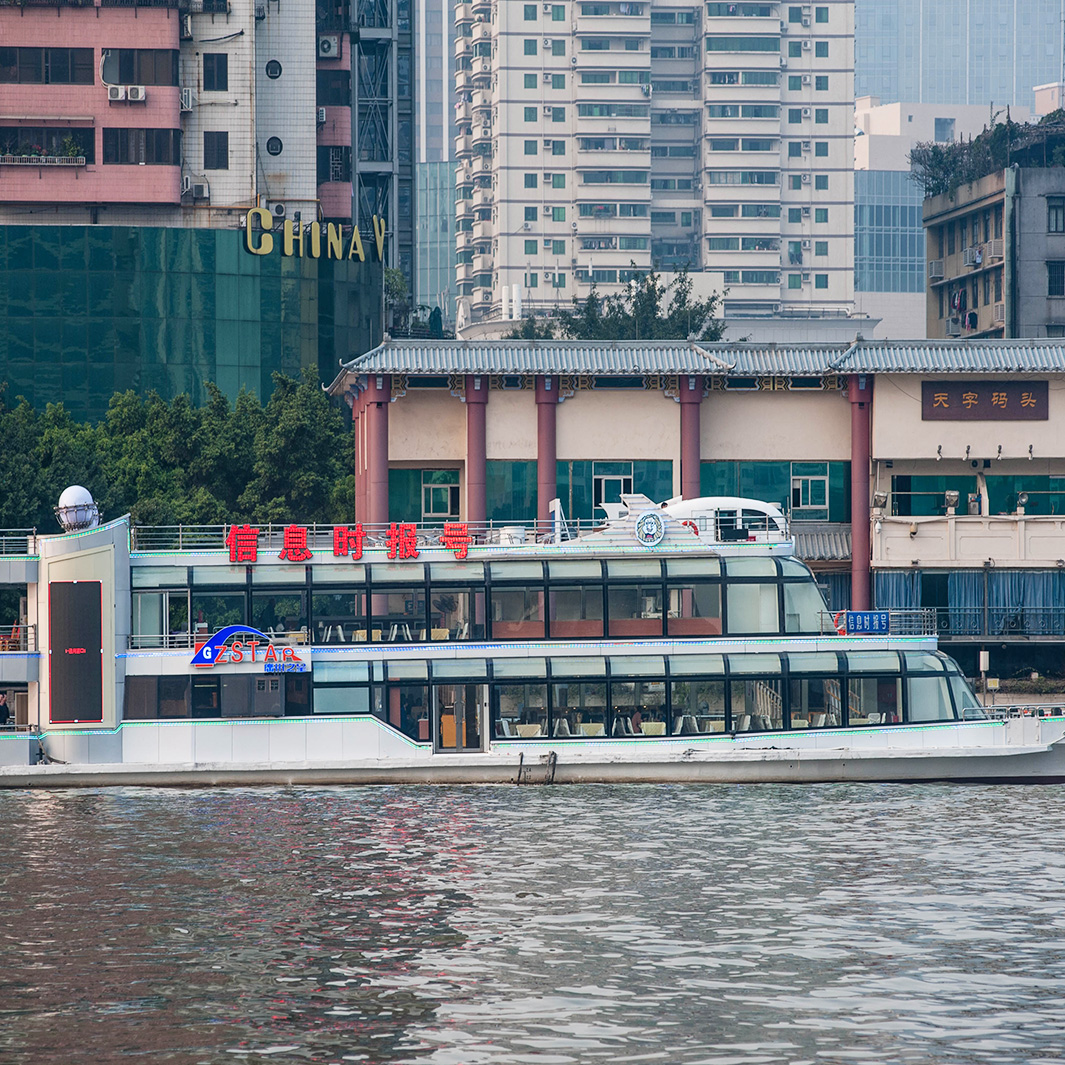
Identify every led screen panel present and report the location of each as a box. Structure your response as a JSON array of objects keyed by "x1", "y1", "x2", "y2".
[{"x1": 49, "y1": 581, "x2": 103, "y2": 723}]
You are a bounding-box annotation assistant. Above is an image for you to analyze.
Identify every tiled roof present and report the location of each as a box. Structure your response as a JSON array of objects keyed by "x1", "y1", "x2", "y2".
[
  {"x1": 793, "y1": 523, "x2": 852, "y2": 562},
  {"x1": 328, "y1": 339, "x2": 1065, "y2": 389}
]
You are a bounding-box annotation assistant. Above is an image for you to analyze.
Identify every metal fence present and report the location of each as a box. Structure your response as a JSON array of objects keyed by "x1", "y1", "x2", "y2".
[
  {"x1": 0, "y1": 530, "x2": 37, "y2": 556},
  {"x1": 0, "y1": 625, "x2": 36, "y2": 652}
]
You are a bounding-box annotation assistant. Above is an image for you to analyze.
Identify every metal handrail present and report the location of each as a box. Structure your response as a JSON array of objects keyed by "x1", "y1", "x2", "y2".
[
  {"x1": 0, "y1": 529, "x2": 37, "y2": 556},
  {"x1": 0, "y1": 625, "x2": 36, "y2": 652}
]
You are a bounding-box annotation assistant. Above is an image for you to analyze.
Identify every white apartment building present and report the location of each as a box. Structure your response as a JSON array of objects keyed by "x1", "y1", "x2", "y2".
[{"x1": 454, "y1": 0, "x2": 854, "y2": 325}]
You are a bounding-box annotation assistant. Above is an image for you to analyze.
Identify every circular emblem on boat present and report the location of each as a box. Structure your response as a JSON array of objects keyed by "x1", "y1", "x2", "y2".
[{"x1": 634, "y1": 510, "x2": 666, "y2": 547}]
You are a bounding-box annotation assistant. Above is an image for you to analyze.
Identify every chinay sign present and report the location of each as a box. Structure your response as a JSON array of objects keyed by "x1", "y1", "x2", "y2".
[{"x1": 242, "y1": 207, "x2": 387, "y2": 262}]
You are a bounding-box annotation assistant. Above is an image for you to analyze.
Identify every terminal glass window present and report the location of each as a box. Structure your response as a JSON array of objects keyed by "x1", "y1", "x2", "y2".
[
  {"x1": 730, "y1": 678, "x2": 784, "y2": 732},
  {"x1": 552, "y1": 680, "x2": 607, "y2": 737},
  {"x1": 726, "y1": 583, "x2": 778, "y2": 634},
  {"x1": 495, "y1": 682, "x2": 548, "y2": 738},
  {"x1": 610, "y1": 679, "x2": 667, "y2": 736},
  {"x1": 666, "y1": 584, "x2": 722, "y2": 636},
  {"x1": 491, "y1": 587, "x2": 545, "y2": 640},
  {"x1": 422, "y1": 470, "x2": 460, "y2": 520},
  {"x1": 670, "y1": 679, "x2": 725, "y2": 733},
  {"x1": 549, "y1": 586, "x2": 604, "y2": 638}
]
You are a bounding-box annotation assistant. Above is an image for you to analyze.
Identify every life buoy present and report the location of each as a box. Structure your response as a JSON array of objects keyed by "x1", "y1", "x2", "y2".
[
  {"x1": 680, "y1": 520, "x2": 699, "y2": 536},
  {"x1": 832, "y1": 611, "x2": 847, "y2": 636}
]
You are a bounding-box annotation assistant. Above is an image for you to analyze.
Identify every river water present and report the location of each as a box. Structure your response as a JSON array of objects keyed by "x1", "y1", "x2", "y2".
[{"x1": 1, "y1": 784, "x2": 1064, "y2": 1065}]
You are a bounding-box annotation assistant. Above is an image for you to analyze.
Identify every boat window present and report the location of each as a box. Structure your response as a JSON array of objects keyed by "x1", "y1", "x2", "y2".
[
  {"x1": 786, "y1": 652, "x2": 840, "y2": 673},
  {"x1": 547, "y1": 560, "x2": 602, "y2": 579},
  {"x1": 906, "y1": 675, "x2": 955, "y2": 721},
  {"x1": 666, "y1": 558, "x2": 721, "y2": 578},
  {"x1": 432, "y1": 659, "x2": 488, "y2": 679},
  {"x1": 251, "y1": 564, "x2": 307, "y2": 585},
  {"x1": 607, "y1": 584, "x2": 663, "y2": 637},
  {"x1": 313, "y1": 564, "x2": 365, "y2": 583},
  {"x1": 382, "y1": 683, "x2": 428, "y2": 741},
  {"x1": 731, "y1": 677, "x2": 784, "y2": 731},
  {"x1": 722, "y1": 557, "x2": 777, "y2": 578},
  {"x1": 489, "y1": 561, "x2": 544, "y2": 581},
  {"x1": 902, "y1": 651, "x2": 945, "y2": 673},
  {"x1": 669, "y1": 653, "x2": 725, "y2": 675},
  {"x1": 948, "y1": 672, "x2": 983, "y2": 715},
  {"x1": 670, "y1": 678, "x2": 725, "y2": 733},
  {"x1": 252, "y1": 591, "x2": 308, "y2": 639},
  {"x1": 847, "y1": 676, "x2": 902, "y2": 725},
  {"x1": 191, "y1": 592, "x2": 246, "y2": 634},
  {"x1": 609, "y1": 655, "x2": 665, "y2": 676},
  {"x1": 386, "y1": 660, "x2": 429, "y2": 680},
  {"x1": 778, "y1": 558, "x2": 813, "y2": 578},
  {"x1": 429, "y1": 561, "x2": 484, "y2": 582},
  {"x1": 491, "y1": 587, "x2": 545, "y2": 640},
  {"x1": 192, "y1": 566, "x2": 246, "y2": 586},
  {"x1": 313, "y1": 687, "x2": 371, "y2": 715},
  {"x1": 495, "y1": 682, "x2": 548, "y2": 739},
  {"x1": 789, "y1": 677, "x2": 840, "y2": 729},
  {"x1": 725, "y1": 582, "x2": 779, "y2": 634},
  {"x1": 371, "y1": 587, "x2": 427, "y2": 643},
  {"x1": 312, "y1": 592, "x2": 365, "y2": 645},
  {"x1": 783, "y1": 582, "x2": 830, "y2": 634},
  {"x1": 728, "y1": 653, "x2": 782, "y2": 675},
  {"x1": 549, "y1": 586, "x2": 604, "y2": 638},
  {"x1": 844, "y1": 650, "x2": 900, "y2": 672},
  {"x1": 549, "y1": 656, "x2": 607, "y2": 677},
  {"x1": 611, "y1": 679, "x2": 667, "y2": 736},
  {"x1": 666, "y1": 583, "x2": 722, "y2": 637},
  {"x1": 371, "y1": 563, "x2": 427, "y2": 584},
  {"x1": 315, "y1": 662, "x2": 370, "y2": 683},
  {"x1": 429, "y1": 588, "x2": 484, "y2": 641},
  {"x1": 492, "y1": 656, "x2": 548, "y2": 679},
  {"x1": 132, "y1": 566, "x2": 188, "y2": 588},
  {"x1": 605, "y1": 559, "x2": 662, "y2": 579},
  {"x1": 552, "y1": 680, "x2": 607, "y2": 737}
]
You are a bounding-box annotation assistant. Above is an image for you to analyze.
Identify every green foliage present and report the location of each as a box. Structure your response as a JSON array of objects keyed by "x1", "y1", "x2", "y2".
[
  {"x1": 383, "y1": 266, "x2": 409, "y2": 307},
  {"x1": 0, "y1": 375, "x2": 356, "y2": 532},
  {"x1": 910, "y1": 113, "x2": 1065, "y2": 198},
  {"x1": 506, "y1": 267, "x2": 724, "y2": 342}
]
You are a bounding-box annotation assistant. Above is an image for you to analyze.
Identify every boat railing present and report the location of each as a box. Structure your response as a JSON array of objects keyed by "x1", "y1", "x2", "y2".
[
  {"x1": 0, "y1": 529, "x2": 37, "y2": 556},
  {"x1": 821, "y1": 609, "x2": 938, "y2": 636},
  {"x1": 986, "y1": 704, "x2": 1065, "y2": 720},
  {"x1": 0, "y1": 624, "x2": 36, "y2": 652}
]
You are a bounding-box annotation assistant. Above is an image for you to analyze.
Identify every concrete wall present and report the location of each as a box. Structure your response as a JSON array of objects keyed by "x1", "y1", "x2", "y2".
[{"x1": 703, "y1": 390, "x2": 850, "y2": 461}]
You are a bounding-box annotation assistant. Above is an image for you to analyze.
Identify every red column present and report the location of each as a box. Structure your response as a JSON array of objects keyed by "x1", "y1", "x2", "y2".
[
  {"x1": 466, "y1": 374, "x2": 488, "y2": 525},
  {"x1": 366, "y1": 374, "x2": 390, "y2": 526},
  {"x1": 350, "y1": 388, "x2": 363, "y2": 520},
  {"x1": 849, "y1": 374, "x2": 873, "y2": 611},
  {"x1": 679, "y1": 375, "x2": 702, "y2": 500},
  {"x1": 535, "y1": 375, "x2": 558, "y2": 524}
]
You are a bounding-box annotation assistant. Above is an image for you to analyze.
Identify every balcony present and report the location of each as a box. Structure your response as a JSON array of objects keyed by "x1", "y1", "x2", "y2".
[
  {"x1": 0, "y1": 154, "x2": 86, "y2": 167},
  {"x1": 873, "y1": 513, "x2": 1065, "y2": 569},
  {"x1": 472, "y1": 218, "x2": 494, "y2": 241}
]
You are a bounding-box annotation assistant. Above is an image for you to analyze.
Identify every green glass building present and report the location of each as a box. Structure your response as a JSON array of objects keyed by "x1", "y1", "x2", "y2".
[{"x1": 0, "y1": 225, "x2": 383, "y2": 420}]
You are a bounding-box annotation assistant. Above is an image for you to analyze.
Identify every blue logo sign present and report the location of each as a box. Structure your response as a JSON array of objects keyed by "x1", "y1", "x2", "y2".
[{"x1": 845, "y1": 611, "x2": 891, "y2": 635}]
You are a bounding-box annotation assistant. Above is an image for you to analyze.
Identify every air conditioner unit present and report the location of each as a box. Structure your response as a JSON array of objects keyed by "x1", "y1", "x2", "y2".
[
  {"x1": 801, "y1": 239, "x2": 810, "y2": 249},
  {"x1": 543, "y1": 106, "x2": 554, "y2": 116},
  {"x1": 802, "y1": 141, "x2": 811, "y2": 151},
  {"x1": 543, "y1": 39, "x2": 553, "y2": 47},
  {"x1": 523, "y1": 221, "x2": 531, "y2": 230},
  {"x1": 127, "y1": 85, "x2": 146, "y2": 102},
  {"x1": 802, "y1": 15, "x2": 811, "y2": 25},
  {"x1": 318, "y1": 35, "x2": 339, "y2": 58},
  {"x1": 543, "y1": 138, "x2": 554, "y2": 148},
  {"x1": 107, "y1": 85, "x2": 127, "y2": 102},
  {"x1": 779, "y1": 19, "x2": 787, "y2": 32},
  {"x1": 269, "y1": 201, "x2": 286, "y2": 219},
  {"x1": 801, "y1": 206, "x2": 810, "y2": 216},
  {"x1": 543, "y1": 73, "x2": 552, "y2": 83},
  {"x1": 780, "y1": 57, "x2": 788, "y2": 68},
  {"x1": 802, "y1": 39, "x2": 811, "y2": 50},
  {"x1": 317, "y1": 107, "x2": 327, "y2": 124},
  {"x1": 801, "y1": 173, "x2": 810, "y2": 183},
  {"x1": 801, "y1": 107, "x2": 811, "y2": 117},
  {"x1": 801, "y1": 74, "x2": 811, "y2": 84},
  {"x1": 571, "y1": 221, "x2": 578, "y2": 230},
  {"x1": 801, "y1": 272, "x2": 810, "y2": 282},
  {"x1": 543, "y1": 239, "x2": 553, "y2": 248},
  {"x1": 180, "y1": 14, "x2": 193, "y2": 39},
  {"x1": 181, "y1": 174, "x2": 192, "y2": 194},
  {"x1": 180, "y1": 87, "x2": 194, "y2": 112},
  {"x1": 192, "y1": 181, "x2": 209, "y2": 200},
  {"x1": 254, "y1": 3, "x2": 266, "y2": 19},
  {"x1": 543, "y1": 2, "x2": 551, "y2": 11}
]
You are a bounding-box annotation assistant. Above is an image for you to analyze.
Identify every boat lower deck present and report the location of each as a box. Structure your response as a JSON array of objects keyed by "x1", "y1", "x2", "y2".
[{"x1": 3, "y1": 714, "x2": 1064, "y2": 787}]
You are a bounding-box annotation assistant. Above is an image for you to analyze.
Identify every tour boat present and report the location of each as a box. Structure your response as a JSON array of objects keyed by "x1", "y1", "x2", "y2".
[{"x1": 1, "y1": 492, "x2": 1063, "y2": 786}]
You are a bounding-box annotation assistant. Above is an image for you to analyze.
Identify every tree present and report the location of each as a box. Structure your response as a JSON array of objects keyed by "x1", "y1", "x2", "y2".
[
  {"x1": 506, "y1": 267, "x2": 724, "y2": 341},
  {"x1": 383, "y1": 266, "x2": 411, "y2": 332}
]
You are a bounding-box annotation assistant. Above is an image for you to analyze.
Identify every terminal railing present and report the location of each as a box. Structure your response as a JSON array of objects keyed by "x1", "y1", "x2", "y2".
[{"x1": 0, "y1": 530, "x2": 37, "y2": 555}]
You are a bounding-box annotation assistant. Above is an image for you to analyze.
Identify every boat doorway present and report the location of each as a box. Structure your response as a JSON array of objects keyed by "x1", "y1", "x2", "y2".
[{"x1": 434, "y1": 682, "x2": 486, "y2": 753}]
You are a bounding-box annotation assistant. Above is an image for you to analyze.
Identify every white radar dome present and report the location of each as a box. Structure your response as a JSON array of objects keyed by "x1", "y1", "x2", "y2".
[{"x1": 55, "y1": 485, "x2": 101, "y2": 532}]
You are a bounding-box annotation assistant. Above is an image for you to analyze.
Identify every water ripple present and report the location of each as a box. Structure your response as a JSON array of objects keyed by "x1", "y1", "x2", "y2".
[{"x1": 1, "y1": 783, "x2": 1064, "y2": 1064}]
